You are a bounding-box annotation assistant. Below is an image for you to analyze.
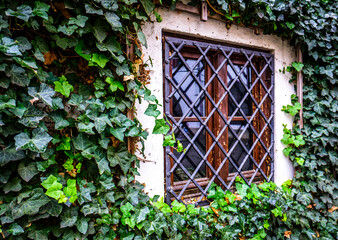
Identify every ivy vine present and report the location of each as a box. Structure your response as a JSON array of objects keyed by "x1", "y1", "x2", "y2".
[{"x1": 0, "y1": 0, "x2": 336, "y2": 239}]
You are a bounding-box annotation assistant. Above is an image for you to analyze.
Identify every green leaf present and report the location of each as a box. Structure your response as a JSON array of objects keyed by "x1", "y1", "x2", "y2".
[
  {"x1": 73, "y1": 133, "x2": 97, "y2": 159},
  {"x1": 3, "y1": 178, "x2": 22, "y2": 193},
  {"x1": 8, "y1": 223, "x2": 24, "y2": 236},
  {"x1": 137, "y1": 31, "x2": 147, "y2": 48},
  {"x1": 69, "y1": 15, "x2": 88, "y2": 27},
  {"x1": 32, "y1": 1, "x2": 50, "y2": 20},
  {"x1": 16, "y1": 36, "x2": 32, "y2": 52},
  {"x1": 0, "y1": 146, "x2": 25, "y2": 166},
  {"x1": 0, "y1": 37, "x2": 21, "y2": 56},
  {"x1": 285, "y1": 22, "x2": 295, "y2": 29},
  {"x1": 76, "y1": 217, "x2": 89, "y2": 234},
  {"x1": 41, "y1": 175, "x2": 63, "y2": 200},
  {"x1": 292, "y1": 62, "x2": 304, "y2": 72},
  {"x1": 94, "y1": 114, "x2": 111, "y2": 133},
  {"x1": 0, "y1": 16, "x2": 9, "y2": 31},
  {"x1": 5, "y1": 5, "x2": 33, "y2": 22},
  {"x1": 46, "y1": 199, "x2": 63, "y2": 217},
  {"x1": 14, "y1": 128, "x2": 52, "y2": 153},
  {"x1": 0, "y1": 96, "x2": 16, "y2": 110},
  {"x1": 110, "y1": 127, "x2": 126, "y2": 142},
  {"x1": 61, "y1": 207, "x2": 78, "y2": 228},
  {"x1": 12, "y1": 188, "x2": 50, "y2": 219},
  {"x1": 85, "y1": 4, "x2": 104, "y2": 15},
  {"x1": 235, "y1": 182, "x2": 249, "y2": 198},
  {"x1": 105, "y1": 12, "x2": 122, "y2": 30},
  {"x1": 135, "y1": 206, "x2": 150, "y2": 224},
  {"x1": 54, "y1": 76, "x2": 74, "y2": 97},
  {"x1": 107, "y1": 144, "x2": 133, "y2": 174},
  {"x1": 10, "y1": 64, "x2": 29, "y2": 86},
  {"x1": 152, "y1": 119, "x2": 170, "y2": 134},
  {"x1": 64, "y1": 179, "x2": 78, "y2": 203},
  {"x1": 78, "y1": 122, "x2": 95, "y2": 134},
  {"x1": 92, "y1": 19, "x2": 108, "y2": 43},
  {"x1": 171, "y1": 200, "x2": 186, "y2": 213},
  {"x1": 106, "y1": 77, "x2": 124, "y2": 92},
  {"x1": 27, "y1": 229, "x2": 49, "y2": 240},
  {"x1": 18, "y1": 104, "x2": 45, "y2": 128},
  {"x1": 92, "y1": 53, "x2": 109, "y2": 68},
  {"x1": 17, "y1": 162, "x2": 38, "y2": 182},
  {"x1": 50, "y1": 112, "x2": 69, "y2": 130},
  {"x1": 139, "y1": 0, "x2": 155, "y2": 16},
  {"x1": 145, "y1": 104, "x2": 161, "y2": 117},
  {"x1": 28, "y1": 83, "x2": 55, "y2": 106}
]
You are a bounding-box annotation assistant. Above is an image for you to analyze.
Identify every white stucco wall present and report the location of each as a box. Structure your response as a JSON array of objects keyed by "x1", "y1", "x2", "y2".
[{"x1": 136, "y1": 7, "x2": 296, "y2": 197}]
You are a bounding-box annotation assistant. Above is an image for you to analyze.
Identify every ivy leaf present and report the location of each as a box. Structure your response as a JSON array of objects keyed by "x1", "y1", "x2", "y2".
[
  {"x1": 69, "y1": 15, "x2": 88, "y2": 27},
  {"x1": 9, "y1": 103, "x2": 26, "y2": 118},
  {"x1": 235, "y1": 183, "x2": 249, "y2": 198},
  {"x1": 50, "y1": 111, "x2": 69, "y2": 130},
  {"x1": 137, "y1": 30, "x2": 147, "y2": 48},
  {"x1": 76, "y1": 217, "x2": 89, "y2": 234},
  {"x1": 32, "y1": 1, "x2": 50, "y2": 20},
  {"x1": 110, "y1": 127, "x2": 126, "y2": 142},
  {"x1": 73, "y1": 133, "x2": 97, "y2": 159},
  {"x1": 14, "y1": 128, "x2": 52, "y2": 153},
  {"x1": 0, "y1": 37, "x2": 21, "y2": 56},
  {"x1": 61, "y1": 207, "x2": 78, "y2": 228},
  {"x1": 5, "y1": 5, "x2": 33, "y2": 22},
  {"x1": 28, "y1": 83, "x2": 55, "y2": 106},
  {"x1": 3, "y1": 178, "x2": 22, "y2": 193},
  {"x1": 106, "y1": 77, "x2": 124, "y2": 92},
  {"x1": 14, "y1": 56, "x2": 38, "y2": 69},
  {"x1": 92, "y1": 19, "x2": 108, "y2": 43},
  {"x1": 18, "y1": 104, "x2": 45, "y2": 128},
  {"x1": 105, "y1": 12, "x2": 122, "y2": 30},
  {"x1": 285, "y1": 22, "x2": 295, "y2": 29},
  {"x1": 85, "y1": 4, "x2": 104, "y2": 15},
  {"x1": 292, "y1": 62, "x2": 304, "y2": 72},
  {"x1": 0, "y1": 16, "x2": 9, "y2": 31},
  {"x1": 17, "y1": 162, "x2": 38, "y2": 182},
  {"x1": 78, "y1": 122, "x2": 95, "y2": 134},
  {"x1": 64, "y1": 179, "x2": 78, "y2": 203},
  {"x1": 153, "y1": 119, "x2": 170, "y2": 134},
  {"x1": 115, "y1": 63, "x2": 130, "y2": 76},
  {"x1": 54, "y1": 76, "x2": 74, "y2": 97},
  {"x1": 12, "y1": 188, "x2": 50, "y2": 219},
  {"x1": 107, "y1": 144, "x2": 133, "y2": 174},
  {"x1": 145, "y1": 104, "x2": 161, "y2": 118},
  {"x1": 94, "y1": 114, "x2": 111, "y2": 133},
  {"x1": 10, "y1": 64, "x2": 29, "y2": 86},
  {"x1": 27, "y1": 229, "x2": 49, "y2": 240},
  {"x1": 91, "y1": 53, "x2": 109, "y2": 68},
  {"x1": 41, "y1": 175, "x2": 63, "y2": 200},
  {"x1": 8, "y1": 223, "x2": 24, "y2": 236},
  {"x1": 0, "y1": 95, "x2": 16, "y2": 110},
  {"x1": 16, "y1": 36, "x2": 32, "y2": 52},
  {"x1": 0, "y1": 146, "x2": 25, "y2": 166},
  {"x1": 139, "y1": 0, "x2": 155, "y2": 16},
  {"x1": 135, "y1": 206, "x2": 150, "y2": 224}
]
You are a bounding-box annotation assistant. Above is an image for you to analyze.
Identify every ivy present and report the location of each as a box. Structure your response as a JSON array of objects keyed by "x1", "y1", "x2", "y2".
[{"x1": 0, "y1": 0, "x2": 336, "y2": 239}]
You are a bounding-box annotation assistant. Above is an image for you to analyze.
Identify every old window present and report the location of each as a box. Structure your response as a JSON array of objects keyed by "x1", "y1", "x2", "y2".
[{"x1": 164, "y1": 35, "x2": 274, "y2": 205}]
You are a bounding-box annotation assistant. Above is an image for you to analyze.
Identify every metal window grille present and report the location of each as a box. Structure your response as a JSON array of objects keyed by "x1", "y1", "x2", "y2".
[{"x1": 164, "y1": 35, "x2": 274, "y2": 206}]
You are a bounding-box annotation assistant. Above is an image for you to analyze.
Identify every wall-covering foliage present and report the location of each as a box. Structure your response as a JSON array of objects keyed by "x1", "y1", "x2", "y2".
[{"x1": 0, "y1": 0, "x2": 336, "y2": 239}]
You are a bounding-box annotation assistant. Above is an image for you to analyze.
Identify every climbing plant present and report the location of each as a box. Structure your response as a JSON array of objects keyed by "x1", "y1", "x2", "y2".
[{"x1": 0, "y1": 0, "x2": 336, "y2": 239}]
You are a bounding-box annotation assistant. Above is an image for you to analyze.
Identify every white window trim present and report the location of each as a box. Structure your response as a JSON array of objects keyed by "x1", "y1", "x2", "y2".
[{"x1": 136, "y1": 8, "x2": 296, "y2": 197}]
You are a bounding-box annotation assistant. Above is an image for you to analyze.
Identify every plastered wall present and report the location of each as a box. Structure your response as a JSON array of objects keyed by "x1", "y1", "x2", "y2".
[{"x1": 136, "y1": 8, "x2": 296, "y2": 197}]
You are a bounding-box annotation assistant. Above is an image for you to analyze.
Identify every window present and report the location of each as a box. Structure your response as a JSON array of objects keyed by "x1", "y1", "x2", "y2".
[{"x1": 164, "y1": 35, "x2": 274, "y2": 205}]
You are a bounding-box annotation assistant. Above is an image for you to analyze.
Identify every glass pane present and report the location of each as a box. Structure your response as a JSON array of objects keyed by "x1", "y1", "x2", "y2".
[
  {"x1": 172, "y1": 58, "x2": 205, "y2": 117},
  {"x1": 173, "y1": 122, "x2": 206, "y2": 181},
  {"x1": 228, "y1": 121, "x2": 253, "y2": 173},
  {"x1": 227, "y1": 64, "x2": 252, "y2": 116}
]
